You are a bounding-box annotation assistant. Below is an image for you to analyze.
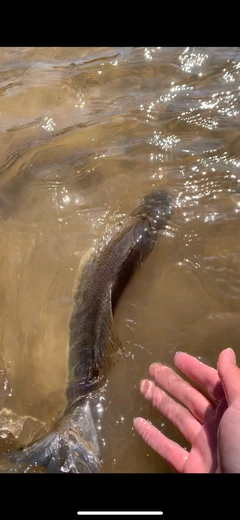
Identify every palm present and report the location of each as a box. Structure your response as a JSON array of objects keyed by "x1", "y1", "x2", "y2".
[{"x1": 183, "y1": 397, "x2": 227, "y2": 473}]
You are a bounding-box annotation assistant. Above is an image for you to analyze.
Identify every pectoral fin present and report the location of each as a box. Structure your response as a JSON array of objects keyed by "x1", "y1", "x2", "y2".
[{"x1": 103, "y1": 292, "x2": 123, "y2": 369}]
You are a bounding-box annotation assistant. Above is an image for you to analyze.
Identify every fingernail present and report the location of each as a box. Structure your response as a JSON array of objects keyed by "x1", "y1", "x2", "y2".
[
  {"x1": 133, "y1": 417, "x2": 144, "y2": 427},
  {"x1": 224, "y1": 347, "x2": 236, "y2": 363},
  {"x1": 149, "y1": 362, "x2": 161, "y2": 375},
  {"x1": 174, "y1": 351, "x2": 182, "y2": 361},
  {"x1": 140, "y1": 379, "x2": 152, "y2": 393},
  {"x1": 140, "y1": 379, "x2": 147, "y2": 392},
  {"x1": 140, "y1": 379, "x2": 154, "y2": 397}
]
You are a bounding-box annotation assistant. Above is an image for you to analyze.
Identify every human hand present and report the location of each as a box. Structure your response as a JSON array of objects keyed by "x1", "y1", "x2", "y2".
[{"x1": 134, "y1": 348, "x2": 240, "y2": 473}]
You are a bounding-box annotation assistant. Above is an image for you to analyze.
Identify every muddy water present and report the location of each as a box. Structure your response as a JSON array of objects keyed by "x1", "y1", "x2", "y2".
[{"x1": 1, "y1": 47, "x2": 240, "y2": 472}]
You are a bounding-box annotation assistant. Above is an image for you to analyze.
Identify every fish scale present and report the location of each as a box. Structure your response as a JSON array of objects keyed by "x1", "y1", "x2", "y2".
[{"x1": 1, "y1": 188, "x2": 174, "y2": 473}]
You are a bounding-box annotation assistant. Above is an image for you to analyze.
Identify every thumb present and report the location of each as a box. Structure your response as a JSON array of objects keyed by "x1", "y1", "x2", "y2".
[{"x1": 217, "y1": 348, "x2": 240, "y2": 405}]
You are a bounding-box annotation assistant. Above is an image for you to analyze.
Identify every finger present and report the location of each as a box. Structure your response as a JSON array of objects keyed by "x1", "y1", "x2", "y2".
[
  {"x1": 148, "y1": 363, "x2": 215, "y2": 423},
  {"x1": 133, "y1": 417, "x2": 189, "y2": 473},
  {"x1": 217, "y1": 348, "x2": 240, "y2": 405},
  {"x1": 174, "y1": 352, "x2": 225, "y2": 402},
  {"x1": 140, "y1": 379, "x2": 202, "y2": 444}
]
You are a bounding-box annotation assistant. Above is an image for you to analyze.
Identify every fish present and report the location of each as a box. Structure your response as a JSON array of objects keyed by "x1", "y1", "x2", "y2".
[{"x1": 1, "y1": 188, "x2": 174, "y2": 473}]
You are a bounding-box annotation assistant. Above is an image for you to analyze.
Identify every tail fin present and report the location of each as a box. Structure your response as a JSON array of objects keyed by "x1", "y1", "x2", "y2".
[{"x1": 0, "y1": 429, "x2": 102, "y2": 473}]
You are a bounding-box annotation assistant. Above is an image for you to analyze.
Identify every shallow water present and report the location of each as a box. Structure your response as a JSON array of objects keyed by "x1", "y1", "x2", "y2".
[{"x1": 0, "y1": 47, "x2": 240, "y2": 472}]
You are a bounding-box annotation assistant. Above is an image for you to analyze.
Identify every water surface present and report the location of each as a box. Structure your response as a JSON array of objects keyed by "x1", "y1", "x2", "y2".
[{"x1": 0, "y1": 47, "x2": 240, "y2": 472}]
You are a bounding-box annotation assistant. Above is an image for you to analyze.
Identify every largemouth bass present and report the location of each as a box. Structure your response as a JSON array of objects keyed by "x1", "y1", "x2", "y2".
[{"x1": 2, "y1": 189, "x2": 174, "y2": 473}]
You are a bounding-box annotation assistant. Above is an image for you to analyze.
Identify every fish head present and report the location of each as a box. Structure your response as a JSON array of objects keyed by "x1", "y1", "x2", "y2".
[
  {"x1": 132, "y1": 189, "x2": 174, "y2": 230},
  {"x1": 143, "y1": 190, "x2": 174, "y2": 229}
]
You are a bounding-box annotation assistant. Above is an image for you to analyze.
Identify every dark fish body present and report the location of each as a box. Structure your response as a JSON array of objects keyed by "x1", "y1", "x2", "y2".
[{"x1": 2, "y1": 189, "x2": 173, "y2": 473}]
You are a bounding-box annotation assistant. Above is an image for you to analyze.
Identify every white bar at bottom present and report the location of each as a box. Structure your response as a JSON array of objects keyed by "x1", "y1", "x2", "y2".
[{"x1": 77, "y1": 512, "x2": 163, "y2": 516}]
